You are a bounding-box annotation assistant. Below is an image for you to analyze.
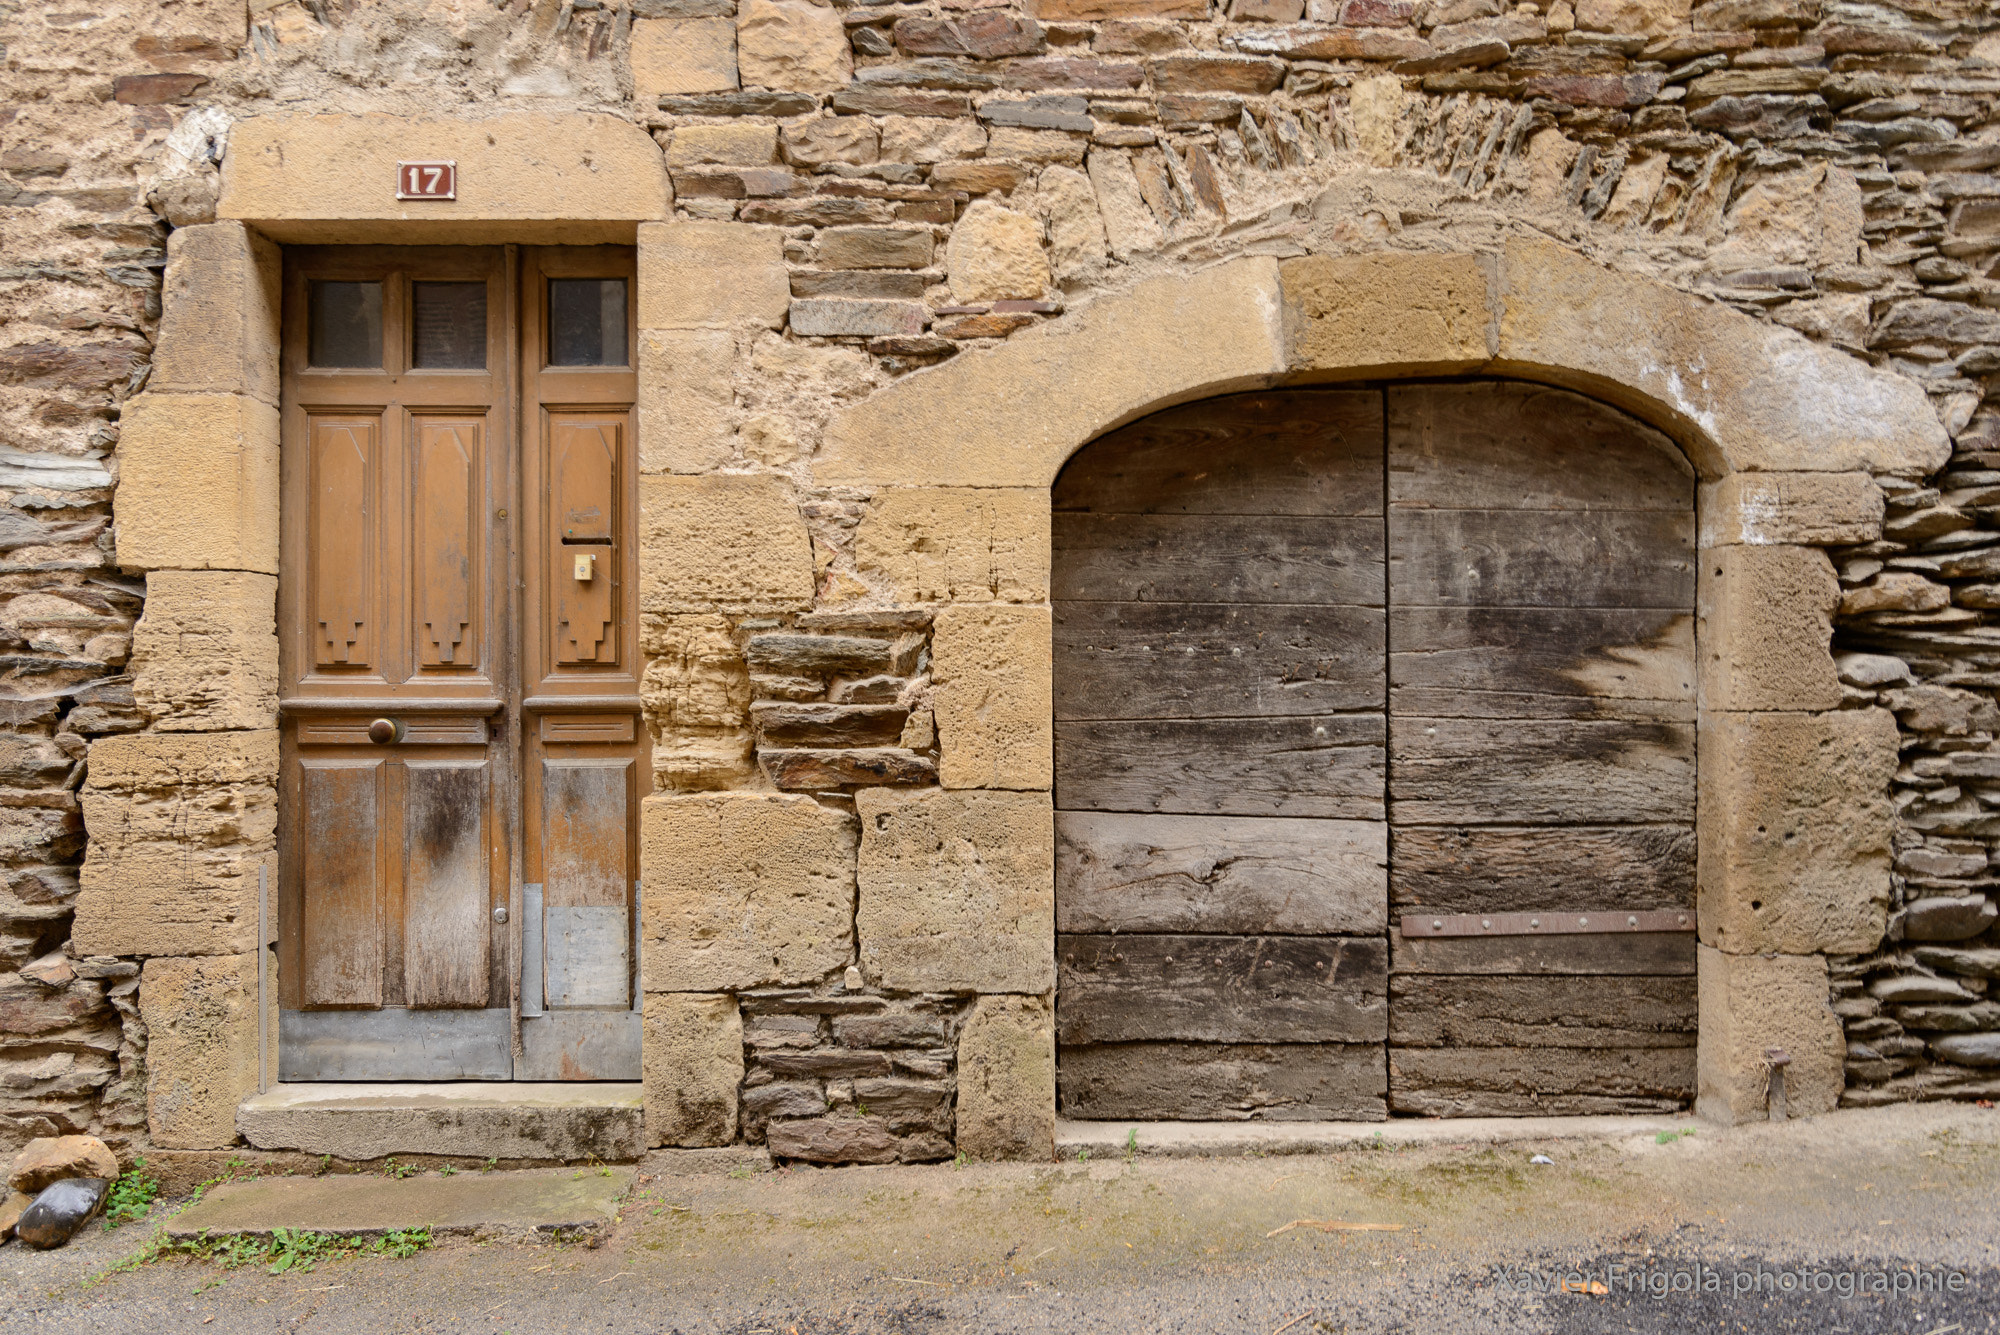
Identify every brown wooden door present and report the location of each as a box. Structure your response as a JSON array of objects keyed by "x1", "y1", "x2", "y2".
[
  {"x1": 1052, "y1": 382, "x2": 1697, "y2": 1121},
  {"x1": 277, "y1": 245, "x2": 641, "y2": 1082}
]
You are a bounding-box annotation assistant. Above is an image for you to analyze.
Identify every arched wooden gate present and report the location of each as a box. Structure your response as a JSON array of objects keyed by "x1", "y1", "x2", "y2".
[{"x1": 1052, "y1": 382, "x2": 1699, "y2": 1120}]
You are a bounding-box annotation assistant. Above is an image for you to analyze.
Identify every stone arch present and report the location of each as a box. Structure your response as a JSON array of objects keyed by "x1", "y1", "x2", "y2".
[{"x1": 823, "y1": 239, "x2": 1946, "y2": 1124}]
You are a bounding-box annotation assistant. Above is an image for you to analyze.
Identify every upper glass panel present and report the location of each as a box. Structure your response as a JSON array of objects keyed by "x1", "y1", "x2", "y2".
[
  {"x1": 412, "y1": 281, "x2": 489, "y2": 370},
  {"x1": 548, "y1": 279, "x2": 629, "y2": 367},
  {"x1": 308, "y1": 281, "x2": 383, "y2": 368}
]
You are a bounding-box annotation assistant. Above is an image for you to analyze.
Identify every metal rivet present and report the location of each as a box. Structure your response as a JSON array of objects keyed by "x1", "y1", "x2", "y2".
[
  {"x1": 1481, "y1": 918, "x2": 1491, "y2": 930},
  {"x1": 1529, "y1": 918, "x2": 1540, "y2": 929},
  {"x1": 1628, "y1": 915, "x2": 1639, "y2": 928},
  {"x1": 1578, "y1": 917, "x2": 1589, "y2": 927},
  {"x1": 1432, "y1": 920, "x2": 1443, "y2": 931}
]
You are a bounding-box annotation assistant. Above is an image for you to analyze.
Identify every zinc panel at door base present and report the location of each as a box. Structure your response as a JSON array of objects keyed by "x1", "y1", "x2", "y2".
[
  {"x1": 1058, "y1": 1043, "x2": 1387, "y2": 1122},
  {"x1": 279, "y1": 1008, "x2": 513, "y2": 1081},
  {"x1": 517, "y1": 1011, "x2": 643, "y2": 1082},
  {"x1": 1387, "y1": 1045, "x2": 1695, "y2": 1117}
]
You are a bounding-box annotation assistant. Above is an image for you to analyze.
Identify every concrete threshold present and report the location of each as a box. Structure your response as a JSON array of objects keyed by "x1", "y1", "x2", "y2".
[
  {"x1": 166, "y1": 1166, "x2": 634, "y2": 1242},
  {"x1": 238, "y1": 1083, "x2": 646, "y2": 1163},
  {"x1": 1056, "y1": 1113, "x2": 1695, "y2": 1158}
]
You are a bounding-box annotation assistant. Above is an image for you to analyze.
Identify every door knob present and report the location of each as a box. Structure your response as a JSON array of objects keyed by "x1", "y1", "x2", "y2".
[{"x1": 367, "y1": 718, "x2": 403, "y2": 744}]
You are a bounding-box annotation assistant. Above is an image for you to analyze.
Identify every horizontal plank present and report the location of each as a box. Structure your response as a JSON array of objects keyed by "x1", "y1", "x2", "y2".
[
  {"x1": 1055, "y1": 389, "x2": 1384, "y2": 516},
  {"x1": 1058, "y1": 1042, "x2": 1387, "y2": 1122},
  {"x1": 1056, "y1": 716, "x2": 1385, "y2": 820},
  {"x1": 1054, "y1": 601, "x2": 1384, "y2": 719},
  {"x1": 1387, "y1": 688, "x2": 1693, "y2": 722},
  {"x1": 1390, "y1": 824, "x2": 1694, "y2": 913},
  {"x1": 1389, "y1": 717, "x2": 1695, "y2": 825},
  {"x1": 1388, "y1": 974, "x2": 1697, "y2": 1047},
  {"x1": 1387, "y1": 382, "x2": 1692, "y2": 512},
  {"x1": 1389, "y1": 509, "x2": 1694, "y2": 608},
  {"x1": 1388, "y1": 1045, "x2": 1695, "y2": 1116},
  {"x1": 1391, "y1": 930, "x2": 1696, "y2": 976},
  {"x1": 1389, "y1": 608, "x2": 1695, "y2": 718},
  {"x1": 1057, "y1": 934, "x2": 1388, "y2": 1044},
  {"x1": 1053, "y1": 513, "x2": 1384, "y2": 606},
  {"x1": 1055, "y1": 812, "x2": 1387, "y2": 935}
]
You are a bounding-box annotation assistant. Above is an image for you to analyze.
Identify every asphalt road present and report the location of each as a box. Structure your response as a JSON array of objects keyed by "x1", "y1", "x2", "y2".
[{"x1": 4, "y1": 1102, "x2": 1997, "y2": 1334}]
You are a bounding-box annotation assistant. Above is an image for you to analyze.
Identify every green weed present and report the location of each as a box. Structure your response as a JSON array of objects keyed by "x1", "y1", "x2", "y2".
[{"x1": 103, "y1": 1158, "x2": 160, "y2": 1229}]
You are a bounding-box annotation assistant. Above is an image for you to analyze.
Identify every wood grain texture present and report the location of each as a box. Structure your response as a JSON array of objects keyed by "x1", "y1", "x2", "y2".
[
  {"x1": 1386, "y1": 382, "x2": 1692, "y2": 512},
  {"x1": 1390, "y1": 608, "x2": 1695, "y2": 719},
  {"x1": 1389, "y1": 717, "x2": 1696, "y2": 825},
  {"x1": 300, "y1": 760, "x2": 383, "y2": 1008},
  {"x1": 1055, "y1": 715, "x2": 1385, "y2": 820},
  {"x1": 542, "y1": 759, "x2": 630, "y2": 909},
  {"x1": 403, "y1": 761, "x2": 491, "y2": 1009},
  {"x1": 1058, "y1": 1042, "x2": 1387, "y2": 1121},
  {"x1": 1389, "y1": 509, "x2": 1694, "y2": 608},
  {"x1": 1054, "y1": 601, "x2": 1385, "y2": 720},
  {"x1": 1388, "y1": 1044, "x2": 1695, "y2": 1116},
  {"x1": 1388, "y1": 974, "x2": 1697, "y2": 1047},
  {"x1": 1053, "y1": 513, "x2": 1385, "y2": 606},
  {"x1": 1390, "y1": 929, "x2": 1695, "y2": 976},
  {"x1": 1055, "y1": 389, "x2": 1384, "y2": 516},
  {"x1": 1057, "y1": 934, "x2": 1388, "y2": 1044},
  {"x1": 1390, "y1": 824, "x2": 1694, "y2": 913},
  {"x1": 1055, "y1": 811, "x2": 1387, "y2": 935}
]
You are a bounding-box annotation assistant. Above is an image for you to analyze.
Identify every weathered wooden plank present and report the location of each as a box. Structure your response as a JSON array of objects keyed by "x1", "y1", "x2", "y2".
[
  {"x1": 1391, "y1": 929, "x2": 1695, "y2": 976},
  {"x1": 1390, "y1": 824, "x2": 1694, "y2": 913},
  {"x1": 1389, "y1": 717, "x2": 1695, "y2": 825},
  {"x1": 1058, "y1": 1042, "x2": 1387, "y2": 1121},
  {"x1": 1390, "y1": 608, "x2": 1695, "y2": 718},
  {"x1": 1052, "y1": 513, "x2": 1385, "y2": 606},
  {"x1": 1055, "y1": 812, "x2": 1387, "y2": 935},
  {"x1": 1056, "y1": 716, "x2": 1385, "y2": 820},
  {"x1": 1057, "y1": 934, "x2": 1388, "y2": 1044},
  {"x1": 1055, "y1": 602, "x2": 1384, "y2": 720},
  {"x1": 1387, "y1": 688, "x2": 1694, "y2": 722},
  {"x1": 1388, "y1": 509, "x2": 1694, "y2": 608},
  {"x1": 543, "y1": 760, "x2": 629, "y2": 909},
  {"x1": 403, "y1": 762, "x2": 490, "y2": 1009},
  {"x1": 1055, "y1": 389, "x2": 1384, "y2": 516},
  {"x1": 1386, "y1": 382, "x2": 1692, "y2": 512},
  {"x1": 300, "y1": 760, "x2": 383, "y2": 1009},
  {"x1": 1388, "y1": 974, "x2": 1697, "y2": 1047},
  {"x1": 1388, "y1": 1045, "x2": 1695, "y2": 1116}
]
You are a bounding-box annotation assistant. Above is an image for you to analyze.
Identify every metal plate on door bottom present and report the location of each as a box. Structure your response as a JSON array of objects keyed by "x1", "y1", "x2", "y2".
[
  {"x1": 518, "y1": 1011, "x2": 642, "y2": 1081},
  {"x1": 1399, "y1": 909, "x2": 1694, "y2": 939},
  {"x1": 544, "y1": 906, "x2": 630, "y2": 1009},
  {"x1": 280, "y1": 1008, "x2": 512, "y2": 1081}
]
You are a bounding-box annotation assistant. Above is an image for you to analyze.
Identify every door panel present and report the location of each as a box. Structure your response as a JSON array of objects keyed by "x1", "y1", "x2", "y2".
[
  {"x1": 412, "y1": 418, "x2": 483, "y2": 670},
  {"x1": 403, "y1": 761, "x2": 493, "y2": 1008},
  {"x1": 309, "y1": 418, "x2": 376, "y2": 671},
  {"x1": 298, "y1": 759, "x2": 384, "y2": 1008}
]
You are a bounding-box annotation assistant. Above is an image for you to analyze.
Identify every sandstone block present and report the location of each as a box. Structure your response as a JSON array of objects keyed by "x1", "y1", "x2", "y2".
[
  {"x1": 1698, "y1": 472, "x2": 1883, "y2": 548},
  {"x1": 141, "y1": 952, "x2": 259, "y2": 1149},
  {"x1": 820, "y1": 258, "x2": 1284, "y2": 488},
  {"x1": 948, "y1": 201, "x2": 1051, "y2": 303},
  {"x1": 985, "y1": 126, "x2": 1088, "y2": 166},
  {"x1": 115, "y1": 394, "x2": 279, "y2": 575},
  {"x1": 637, "y1": 329, "x2": 737, "y2": 474},
  {"x1": 633, "y1": 16, "x2": 740, "y2": 97},
  {"x1": 642, "y1": 613, "x2": 750, "y2": 731},
  {"x1": 643, "y1": 993, "x2": 744, "y2": 1147},
  {"x1": 878, "y1": 116, "x2": 989, "y2": 164},
  {"x1": 638, "y1": 221, "x2": 789, "y2": 331},
  {"x1": 129, "y1": 571, "x2": 278, "y2": 732},
  {"x1": 666, "y1": 122, "x2": 777, "y2": 167},
  {"x1": 956, "y1": 994, "x2": 1055, "y2": 1161},
  {"x1": 151, "y1": 223, "x2": 281, "y2": 405},
  {"x1": 1085, "y1": 150, "x2": 1163, "y2": 261},
  {"x1": 1283, "y1": 251, "x2": 1494, "y2": 376},
  {"x1": 782, "y1": 117, "x2": 881, "y2": 167},
  {"x1": 74, "y1": 731, "x2": 277, "y2": 958},
  {"x1": 1040, "y1": 164, "x2": 1108, "y2": 278},
  {"x1": 6, "y1": 1135, "x2": 118, "y2": 1194},
  {"x1": 640, "y1": 792, "x2": 858, "y2": 990},
  {"x1": 1698, "y1": 708, "x2": 1896, "y2": 956},
  {"x1": 933, "y1": 604, "x2": 1052, "y2": 790},
  {"x1": 736, "y1": 0, "x2": 852, "y2": 93},
  {"x1": 855, "y1": 788, "x2": 1054, "y2": 992},
  {"x1": 1697, "y1": 545, "x2": 1839, "y2": 712},
  {"x1": 789, "y1": 298, "x2": 926, "y2": 337},
  {"x1": 639, "y1": 473, "x2": 814, "y2": 614},
  {"x1": 1497, "y1": 237, "x2": 1949, "y2": 477},
  {"x1": 816, "y1": 227, "x2": 934, "y2": 271},
  {"x1": 1696, "y1": 946, "x2": 1843, "y2": 1124},
  {"x1": 853, "y1": 488, "x2": 1049, "y2": 604}
]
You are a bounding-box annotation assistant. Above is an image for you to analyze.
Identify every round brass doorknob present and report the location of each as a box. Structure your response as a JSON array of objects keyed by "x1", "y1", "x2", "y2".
[{"x1": 367, "y1": 718, "x2": 403, "y2": 744}]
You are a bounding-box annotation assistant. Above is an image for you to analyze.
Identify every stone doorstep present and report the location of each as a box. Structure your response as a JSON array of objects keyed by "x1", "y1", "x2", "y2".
[
  {"x1": 1055, "y1": 1114, "x2": 1692, "y2": 1158},
  {"x1": 237, "y1": 1083, "x2": 646, "y2": 1164},
  {"x1": 164, "y1": 1167, "x2": 635, "y2": 1243}
]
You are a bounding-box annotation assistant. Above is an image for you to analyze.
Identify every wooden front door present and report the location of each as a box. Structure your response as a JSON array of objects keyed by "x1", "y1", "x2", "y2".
[
  {"x1": 1053, "y1": 382, "x2": 1698, "y2": 1120},
  {"x1": 277, "y1": 245, "x2": 643, "y2": 1082}
]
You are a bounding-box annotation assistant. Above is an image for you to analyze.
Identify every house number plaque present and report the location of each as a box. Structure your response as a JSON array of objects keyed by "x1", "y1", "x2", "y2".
[{"x1": 395, "y1": 160, "x2": 456, "y2": 200}]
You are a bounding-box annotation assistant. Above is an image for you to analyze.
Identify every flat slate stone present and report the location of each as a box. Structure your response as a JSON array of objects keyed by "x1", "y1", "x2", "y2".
[{"x1": 166, "y1": 1167, "x2": 634, "y2": 1241}]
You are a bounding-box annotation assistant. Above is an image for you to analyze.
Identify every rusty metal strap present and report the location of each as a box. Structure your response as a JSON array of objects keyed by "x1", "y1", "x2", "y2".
[{"x1": 1399, "y1": 909, "x2": 1694, "y2": 939}]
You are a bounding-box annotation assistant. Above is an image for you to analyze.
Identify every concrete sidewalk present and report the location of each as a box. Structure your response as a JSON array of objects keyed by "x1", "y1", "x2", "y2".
[{"x1": 166, "y1": 1166, "x2": 634, "y2": 1241}]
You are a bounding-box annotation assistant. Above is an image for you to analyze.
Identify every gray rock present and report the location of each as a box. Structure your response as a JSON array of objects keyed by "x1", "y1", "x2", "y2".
[
  {"x1": 1912, "y1": 946, "x2": 2000, "y2": 979},
  {"x1": 744, "y1": 633, "x2": 894, "y2": 677},
  {"x1": 1903, "y1": 895, "x2": 2000, "y2": 942},
  {"x1": 1835, "y1": 652, "x2": 1911, "y2": 688},
  {"x1": 1932, "y1": 1033, "x2": 2000, "y2": 1068},
  {"x1": 742, "y1": 1082, "x2": 830, "y2": 1119},
  {"x1": 1870, "y1": 974, "x2": 1978, "y2": 1003},
  {"x1": 15, "y1": 1177, "x2": 105, "y2": 1249}
]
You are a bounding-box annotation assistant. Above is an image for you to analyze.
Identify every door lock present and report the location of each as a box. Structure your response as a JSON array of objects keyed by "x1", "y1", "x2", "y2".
[
  {"x1": 366, "y1": 718, "x2": 404, "y2": 744},
  {"x1": 573, "y1": 552, "x2": 596, "y2": 582}
]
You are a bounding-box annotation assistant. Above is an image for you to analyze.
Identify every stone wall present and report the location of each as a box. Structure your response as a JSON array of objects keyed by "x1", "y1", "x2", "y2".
[{"x1": 1, "y1": 0, "x2": 1996, "y2": 1156}]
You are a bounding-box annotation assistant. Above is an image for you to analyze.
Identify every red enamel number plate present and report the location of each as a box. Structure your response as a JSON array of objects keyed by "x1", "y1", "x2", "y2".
[{"x1": 395, "y1": 161, "x2": 456, "y2": 201}]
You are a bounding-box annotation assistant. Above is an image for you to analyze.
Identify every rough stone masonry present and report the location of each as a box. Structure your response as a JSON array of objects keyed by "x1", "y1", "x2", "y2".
[{"x1": 0, "y1": 0, "x2": 1996, "y2": 1163}]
